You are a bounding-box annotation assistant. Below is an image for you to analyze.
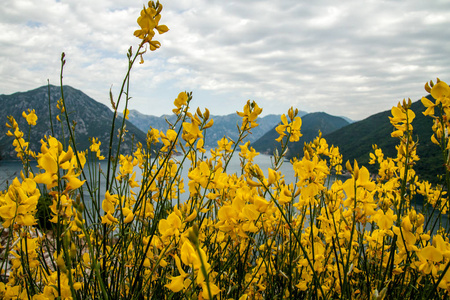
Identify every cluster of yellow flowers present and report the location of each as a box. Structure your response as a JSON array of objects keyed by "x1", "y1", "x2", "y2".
[
  {"x1": 6, "y1": 111, "x2": 36, "y2": 161},
  {"x1": 0, "y1": 3, "x2": 449, "y2": 299},
  {"x1": 0, "y1": 80, "x2": 449, "y2": 299},
  {"x1": 134, "y1": 0, "x2": 169, "y2": 64}
]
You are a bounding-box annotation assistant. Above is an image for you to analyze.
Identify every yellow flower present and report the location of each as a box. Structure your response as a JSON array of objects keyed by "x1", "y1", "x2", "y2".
[
  {"x1": 373, "y1": 208, "x2": 396, "y2": 230},
  {"x1": 165, "y1": 274, "x2": 187, "y2": 292},
  {"x1": 173, "y1": 92, "x2": 188, "y2": 114},
  {"x1": 275, "y1": 108, "x2": 302, "y2": 142},
  {"x1": 147, "y1": 127, "x2": 161, "y2": 144},
  {"x1": 34, "y1": 136, "x2": 85, "y2": 190},
  {"x1": 134, "y1": 1, "x2": 169, "y2": 50},
  {"x1": 134, "y1": 6, "x2": 157, "y2": 40},
  {"x1": 420, "y1": 245, "x2": 443, "y2": 263},
  {"x1": 34, "y1": 152, "x2": 58, "y2": 189},
  {"x1": 90, "y1": 137, "x2": 101, "y2": 153},
  {"x1": 421, "y1": 96, "x2": 437, "y2": 117},
  {"x1": 430, "y1": 80, "x2": 450, "y2": 101},
  {"x1": 159, "y1": 211, "x2": 182, "y2": 238},
  {"x1": 90, "y1": 137, "x2": 105, "y2": 160},
  {"x1": 165, "y1": 255, "x2": 188, "y2": 292},
  {"x1": 237, "y1": 100, "x2": 263, "y2": 131},
  {"x1": 22, "y1": 109, "x2": 38, "y2": 126},
  {"x1": 288, "y1": 116, "x2": 302, "y2": 142},
  {"x1": 200, "y1": 281, "x2": 221, "y2": 299},
  {"x1": 278, "y1": 185, "x2": 293, "y2": 205},
  {"x1": 182, "y1": 118, "x2": 203, "y2": 141},
  {"x1": 101, "y1": 211, "x2": 119, "y2": 225},
  {"x1": 276, "y1": 115, "x2": 289, "y2": 142},
  {"x1": 267, "y1": 168, "x2": 279, "y2": 186},
  {"x1": 0, "y1": 178, "x2": 40, "y2": 227},
  {"x1": 49, "y1": 194, "x2": 74, "y2": 224},
  {"x1": 160, "y1": 129, "x2": 178, "y2": 151},
  {"x1": 389, "y1": 104, "x2": 415, "y2": 137},
  {"x1": 180, "y1": 239, "x2": 198, "y2": 267},
  {"x1": 217, "y1": 137, "x2": 233, "y2": 153},
  {"x1": 122, "y1": 207, "x2": 135, "y2": 223},
  {"x1": 102, "y1": 191, "x2": 119, "y2": 213},
  {"x1": 188, "y1": 161, "x2": 211, "y2": 189},
  {"x1": 116, "y1": 154, "x2": 138, "y2": 181},
  {"x1": 253, "y1": 195, "x2": 269, "y2": 213},
  {"x1": 6, "y1": 116, "x2": 33, "y2": 160},
  {"x1": 63, "y1": 169, "x2": 85, "y2": 190},
  {"x1": 239, "y1": 141, "x2": 259, "y2": 162}
]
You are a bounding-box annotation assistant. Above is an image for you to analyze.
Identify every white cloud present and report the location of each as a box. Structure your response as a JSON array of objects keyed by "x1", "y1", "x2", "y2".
[{"x1": 1, "y1": 0, "x2": 450, "y2": 120}]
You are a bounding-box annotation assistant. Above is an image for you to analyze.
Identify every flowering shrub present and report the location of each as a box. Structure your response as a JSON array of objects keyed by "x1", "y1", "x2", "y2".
[{"x1": 0, "y1": 1, "x2": 450, "y2": 299}]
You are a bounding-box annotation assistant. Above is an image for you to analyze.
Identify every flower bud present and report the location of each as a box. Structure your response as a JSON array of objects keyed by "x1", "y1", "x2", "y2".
[
  {"x1": 346, "y1": 160, "x2": 353, "y2": 173},
  {"x1": 196, "y1": 107, "x2": 203, "y2": 118},
  {"x1": 188, "y1": 224, "x2": 199, "y2": 246}
]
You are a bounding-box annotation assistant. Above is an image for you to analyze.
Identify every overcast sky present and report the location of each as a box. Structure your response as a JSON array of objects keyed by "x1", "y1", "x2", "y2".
[{"x1": 1, "y1": 0, "x2": 449, "y2": 120}]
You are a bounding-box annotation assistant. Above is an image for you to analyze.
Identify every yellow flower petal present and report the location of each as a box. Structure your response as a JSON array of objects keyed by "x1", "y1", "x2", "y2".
[
  {"x1": 165, "y1": 275, "x2": 186, "y2": 292},
  {"x1": 421, "y1": 246, "x2": 443, "y2": 262},
  {"x1": 431, "y1": 81, "x2": 450, "y2": 100},
  {"x1": 156, "y1": 24, "x2": 169, "y2": 34}
]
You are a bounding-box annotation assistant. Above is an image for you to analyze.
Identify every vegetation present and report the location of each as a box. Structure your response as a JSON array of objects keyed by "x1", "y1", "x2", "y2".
[
  {"x1": 324, "y1": 97, "x2": 443, "y2": 183},
  {"x1": 0, "y1": 2, "x2": 449, "y2": 299},
  {"x1": 0, "y1": 85, "x2": 147, "y2": 160},
  {"x1": 252, "y1": 112, "x2": 349, "y2": 158},
  {"x1": 124, "y1": 109, "x2": 288, "y2": 149}
]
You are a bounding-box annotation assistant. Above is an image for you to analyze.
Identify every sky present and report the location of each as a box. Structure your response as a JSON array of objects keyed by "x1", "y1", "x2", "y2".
[{"x1": 1, "y1": 0, "x2": 450, "y2": 121}]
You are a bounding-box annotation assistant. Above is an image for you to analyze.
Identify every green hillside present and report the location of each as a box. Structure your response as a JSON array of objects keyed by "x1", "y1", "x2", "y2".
[
  {"x1": 324, "y1": 97, "x2": 444, "y2": 182},
  {"x1": 252, "y1": 112, "x2": 349, "y2": 157}
]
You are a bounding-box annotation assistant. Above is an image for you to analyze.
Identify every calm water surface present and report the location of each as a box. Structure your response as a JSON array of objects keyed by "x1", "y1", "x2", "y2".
[
  {"x1": 0, "y1": 154, "x2": 299, "y2": 193},
  {"x1": 1, "y1": 155, "x2": 446, "y2": 233}
]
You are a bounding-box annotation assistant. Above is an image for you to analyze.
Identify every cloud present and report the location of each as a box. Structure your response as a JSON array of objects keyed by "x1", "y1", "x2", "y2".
[{"x1": 1, "y1": 0, "x2": 450, "y2": 120}]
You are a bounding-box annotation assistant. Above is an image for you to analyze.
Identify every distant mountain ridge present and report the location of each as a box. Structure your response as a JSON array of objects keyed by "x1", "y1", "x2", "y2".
[
  {"x1": 0, "y1": 85, "x2": 367, "y2": 174},
  {"x1": 0, "y1": 85, "x2": 147, "y2": 160},
  {"x1": 124, "y1": 109, "x2": 308, "y2": 149}
]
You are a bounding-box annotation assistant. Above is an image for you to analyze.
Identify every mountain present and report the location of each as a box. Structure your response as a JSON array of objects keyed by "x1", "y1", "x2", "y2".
[
  {"x1": 0, "y1": 85, "x2": 147, "y2": 160},
  {"x1": 252, "y1": 112, "x2": 350, "y2": 157},
  {"x1": 125, "y1": 109, "x2": 308, "y2": 149},
  {"x1": 339, "y1": 116, "x2": 355, "y2": 124},
  {"x1": 324, "y1": 97, "x2": 443, "y2": 182},
  {"x1": 127, "y1": 110, "x2": 178, "y2": 132}
]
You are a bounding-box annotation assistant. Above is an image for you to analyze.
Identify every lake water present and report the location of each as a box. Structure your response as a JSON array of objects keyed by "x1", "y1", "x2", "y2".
[
  {"x1": 0, "y1": 155, "x2": 447, "y2": 233},
  {"x1": 0, "y1": 153, "x2": 298, "y2": 194},
  {"x1": 0, "y1": 160, "x2": 38, "y2": 190},
  {"x1": 0, "y1": 153, "x2": 327, "y2": 206}
]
